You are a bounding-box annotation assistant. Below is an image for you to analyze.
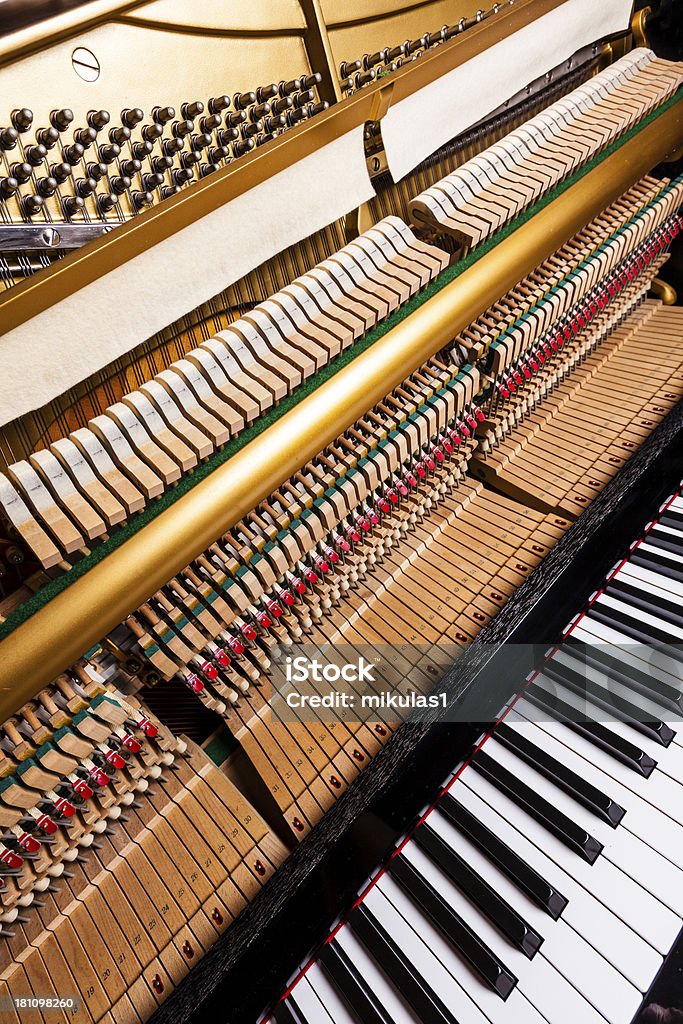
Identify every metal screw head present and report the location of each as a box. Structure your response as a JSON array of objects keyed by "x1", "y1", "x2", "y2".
[
  {"x1": 41, "y1": 227, "x2": 61, "y2": 247},
  {"x1": 72, "y1": 47, "x2": 100, "y2": 82}
]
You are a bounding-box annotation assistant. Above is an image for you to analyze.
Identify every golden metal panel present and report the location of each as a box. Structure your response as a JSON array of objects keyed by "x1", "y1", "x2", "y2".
[
  {"x1": 0, "y1": 96, "x2": 680, "y2": 717},
  {"x1": 124, "y1": 0, "x2": 307, "y2": 31}
]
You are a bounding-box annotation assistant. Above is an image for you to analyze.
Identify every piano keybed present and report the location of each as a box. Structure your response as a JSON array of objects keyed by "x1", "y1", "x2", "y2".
[
  {"x1": 274, "y1": 481, "x2": 683, "y2": 1024},
  {"x1": 0, "y1": 23, "x2": 681, "y2": 1023}
]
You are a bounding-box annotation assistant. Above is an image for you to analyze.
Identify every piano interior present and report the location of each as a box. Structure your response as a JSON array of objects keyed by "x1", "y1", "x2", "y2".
[{"x1": 0, "y1": 0, "x2": 682, "y2": 1021}]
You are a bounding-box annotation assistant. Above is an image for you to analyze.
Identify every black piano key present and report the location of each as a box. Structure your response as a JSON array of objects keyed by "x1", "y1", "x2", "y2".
[
  {"x1": 438, "y1": 795, "x2": 567, "y2": 920},
  {"x1": 564, "y1": 636, "x2": 683, "y2": 714},
  {"x1": 495, "y1": 721, "x2": 625, "y2": 826},
  {"x1": 389, "y1": 853, "x2": 518, "y2": 999},
  {"x1": 319, "y1": 940, "x2": 396, "y2": 1024},
  {"x1": 350, "y1": 904, "x2": 460, "y2": 1024},
  {"x1": 471, "y1": 749, "x2": 603, "y2": 864},
  {"x1": 647, "y1": 527, "x2": 683, "y2": 557},
  {"x1": 587, "y1": 603, "x2": 683, "y2": 663},
  {"x1": 273, "y1": 998, "x2": 308, "y2": 1024},
  {"x1": 606, "y1": 577, "x2": 683, "y2": 631},
  {"x1": 659, "y1": 508, "x2": 683, "y2": 531},
  {"x1": 413, "y1": 823, "x2": 542, "y2": 958},
  {"x1": 545, "y1": 656, "x2": 675, "y2": 747},
  {"x1": 631, "y1": 546, "x2": 683, "y2": 585},
  {"x1": 526, "y1": 684, "x2": 657, "y2": 778}
]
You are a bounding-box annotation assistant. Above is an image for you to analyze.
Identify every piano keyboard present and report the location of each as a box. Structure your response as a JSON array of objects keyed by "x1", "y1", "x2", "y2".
[
  {"x1": 410, "y1": 49, "x2": 683, "y2": 250},
  {"x1": 274, "y1": 482, "x2": 683, "y2": 1024}
]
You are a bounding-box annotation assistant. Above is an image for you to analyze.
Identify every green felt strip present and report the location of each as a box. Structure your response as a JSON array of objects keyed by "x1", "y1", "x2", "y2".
[{"x1": 1, "y1": 89, "x2": 680, "y2": 644}]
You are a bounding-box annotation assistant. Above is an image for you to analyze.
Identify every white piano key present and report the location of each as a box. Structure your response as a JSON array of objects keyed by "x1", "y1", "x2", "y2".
[
  {"x1": 616, "y1": 560, "x2": 683, "y2": 603},
  {"x1": 510, "y1": 704, "x2": 683, "y2": 911},
  {"x1": 288, "y1": 974, "x2": 336, "y2": 1023},
  {"x1": 593, "y1": 593, "x2": 683, "y2": 642},
  {"x1": 304, "y1": 962, "x2": 365, "y2": 1024},
  {"x1": 426, "y1": 803, "x2": 661, "y2": 992},
  {"x1": 401, "y1": 831, "x2": 642, "y2": 1022},
  {"x1": 335, "y1": 925, "x2": 422, "y2": 1024},
  {"x1": 362, "y1": 880, "x2": 543, "y2": 1024},
  {"x1": 460, "y1": 772, "x2": 680, "y2": 955},
  {"x1": 570, "y1": 618, "x2": 683, "y2": 685},
  {"x1": 371, "y1": 871, "x2": 608, "y2": 1024}
]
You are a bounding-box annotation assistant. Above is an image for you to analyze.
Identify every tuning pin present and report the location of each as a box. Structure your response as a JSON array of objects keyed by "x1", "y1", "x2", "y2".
[
  {"x1": 0, "y1": 177, "x2": 18, "y2": 198},
  {"x1": 131, "y1": 139, "x2": 153, "y2": 160},
  {"x1": 233, "y1": 91, "x2": 256, "y2": 111},
  {"x1": 172, "y1": 119, "x2": 193, "y2": 139},
  {"x1": 121, "y1": 107, "x2": 144, "y2": 129},
  {"x1": 300, "y1": 72, "x2": 322, "y2": 89},
  {"x1": 11, "y1": 108, "x2": 33, "y2": 132},
  {"x1": 199, "y1": 163, "x2": 216, "y2": 177},
  {"x1": 160, "y1": 184, "x2": 181, "y2": 200},
  {"x1": 87, "y1": 109, "x2": 110, "y2": 131},
  {"x1": 21, "y1": 194, "x2": 44, "y2": 216},
  {"x1": 255, "y1": 133, "x2": 274, "y2": 147},
  {"x1": 233, "y1": 138, "x2": 255, "y2": 158},
  {"x1": 387, "y1": 42, "x2": 408, "y2": 60},
  {"x1": 286, "y1": 107, "x2": 307, "y2": 127},
  {"x1": 86, "y1": 161, "x2": 107, "y2": 181},
  {"x1": 172, "y1": 167, "x2": 193, "y2": 185},
  {"x1": 0, "y1": 127, "x2": 19, "y2": 150},
  {"x1": 225, "y1": 110, "x2": 247, "y2": 129},
  {"x1": 76, "y1": 176, "x2": 97, "y2": 198},
  {"x1": 198, "y1": 113, "x2": 221, "y2": 133},
  {"x1": 109, "y1": 175, "x2": 131, "y2": 195},
  {"x1": 306, "y1": 101, "x2": 328, "y2": 117},
  {"x1": 151, "y1": 154, "x2": 172, "y2": 174},
  {"x1": 142, "y1": 123, "x2": 163, "y2": 142},
  {"x1": 363, "y1": 49, "x2": 389, "y2": 69},
  {"x1": 35, "y1": 126, "x2": 59, "y2": 150},
  {"x1": 50, "y1": 161, "x2": 72, "y2": 184},
  {"x1": 427, "y1": 27, "x2": 447, "y2": 45},
  {"x1": 263, "y1": 114, "x2": 286, "y2": 133},
  {"x1": 25, "y1": 144, "x2": 47, "y2": 166},
  {"x1": 207, "y1": 145, "x2": 230, "y2": 164},
  {"x1": 63, "y1": 142, "x2": 84, "y2": 165},
  {"x1": 142, "y1": 172, "x2": 164, "y2": 191},
  {"x1": 278, "y1": 78, "x2": 301, "y2": 97},
  {"x1": 181, "y1": 101, "x2": 204, "y2": 120},
  {"x1": 354, "y1": 69, "x2": 376, "y2": 87},
  {"x1": 152, "y1": 106, "x2": 175, "y2": 125},
  {"x1": 97, "y1": 193, "x2": 116, "y2": 212},
  {"x1": 131, "y1": 189, "x2": 153, "y2": 209},
  {"x1": 50, "y1": 108, "x2": 74, "y2": 131},
  {"x1": 293, "y1": 89, "x2": 314, "y2": 108},
  {"x1": 109, "y1": 125, "x2": 130, "y2": 146},
  {"x1": 162, "y1": 137, "x2": 183, "y2": 155},
  {"x1": 208, "y1": 96, "x2": 230, "y2": 116},
  {"x1": 36, "y1": 176, "x2": 58, "y2": 198},
  {"x1": 249, "y1": 101, "x2": 271, "y2": 122},
  {"x1": 270, "y1": 96, "x2": 293, "y2": 117},
  {"x1": 189, "y1": 132, "x2": 211, "y2": 151},
  {"x1": 120, "y1": 158, "x2": 141, "y2": 177},
  {"x1": 10, "y1": 162, "x2": 32, "y2": 184},
  {"x1": 74, "y1": 126, "x2": 96, "y2": 148},
  {"x1": 339, "y1": 60, "x2": 361, "y2": 79},
  {"x1": 256, "y1": 83, "x2": 279, "y2": 103},
  {"x1": 180, "y1": 150, "x2": 200, "y2": 168},
  {"x1": 99, "y1": 142, "x2": 120, "y2": 163},
  {"x1": 242, "y1": 121, "x2": 262, "y2": 139},
  {"x1": 216, "y1": 128, "x2": 238, "y2": 146}
]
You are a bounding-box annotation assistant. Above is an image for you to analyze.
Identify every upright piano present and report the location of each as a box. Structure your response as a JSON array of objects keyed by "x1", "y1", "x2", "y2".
[{"x1": 0, "y1": 1, "x2": 682, "y2": 1022}]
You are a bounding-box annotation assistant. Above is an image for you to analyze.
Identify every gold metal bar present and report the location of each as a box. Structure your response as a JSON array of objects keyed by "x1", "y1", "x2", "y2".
[
  {"x1": 0, "y1": 95, "x2": 679, "y2": 719},
  {"x1": 0, "y1": 0, "x2": 562, "y2": 340}
]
